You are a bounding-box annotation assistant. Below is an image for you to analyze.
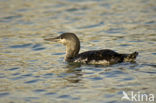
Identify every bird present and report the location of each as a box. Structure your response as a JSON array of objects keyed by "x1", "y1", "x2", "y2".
[{"x1": 44, "y1": 33, "x2": 138, "y2": 65}]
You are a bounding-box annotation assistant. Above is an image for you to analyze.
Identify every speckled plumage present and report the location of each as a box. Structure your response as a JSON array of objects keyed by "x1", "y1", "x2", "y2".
[
  {"x1": 73, "y1": 49, "x2": 123, "y2": 64},
  {"x1": 73, "y1": 49, "x2": 138, "y2": 65}
]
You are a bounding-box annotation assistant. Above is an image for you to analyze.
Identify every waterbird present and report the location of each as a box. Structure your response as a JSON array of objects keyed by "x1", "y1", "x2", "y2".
[{"x1": 44, "y1": 33, "x2": 138, "y2": 65}]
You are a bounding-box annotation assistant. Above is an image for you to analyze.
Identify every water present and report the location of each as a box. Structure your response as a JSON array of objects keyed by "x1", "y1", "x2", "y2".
[{"x1": 0, "y1": 0, "x2": 156, "y2": 103}]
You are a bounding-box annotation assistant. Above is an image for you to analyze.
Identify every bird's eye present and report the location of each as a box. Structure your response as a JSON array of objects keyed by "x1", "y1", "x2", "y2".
[{"x1": 60, "y1": 36, "x2": 64, "y2": 39}]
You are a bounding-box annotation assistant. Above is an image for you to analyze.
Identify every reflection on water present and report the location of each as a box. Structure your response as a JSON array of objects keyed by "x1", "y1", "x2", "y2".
[{"x1": 0, "y1": 0, "x2": 156, "y2": 102}]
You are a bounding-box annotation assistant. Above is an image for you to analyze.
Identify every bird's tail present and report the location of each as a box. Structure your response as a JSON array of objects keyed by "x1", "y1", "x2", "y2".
[{"x1": 123, "y1": 52, "x2": 139, "y2": 62}]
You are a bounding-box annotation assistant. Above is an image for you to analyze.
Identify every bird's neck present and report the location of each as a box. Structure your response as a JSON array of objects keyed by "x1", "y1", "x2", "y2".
[{"x1": 65, "y1": 41, "x2": 80, "y2": 61}]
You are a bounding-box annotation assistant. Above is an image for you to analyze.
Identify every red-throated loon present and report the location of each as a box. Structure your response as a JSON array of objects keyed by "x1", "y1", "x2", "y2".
[{"x1": 44, "y1": 33, "x2": 138, "y2": 65}]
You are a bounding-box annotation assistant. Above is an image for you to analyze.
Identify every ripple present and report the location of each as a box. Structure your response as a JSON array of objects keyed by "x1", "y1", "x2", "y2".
[
  {"x1": 101, "y1": 70, "x2": 127, "y2": 78},
  {"x1": 141, "y1": 71, "x2": 156, "y2": 74},
  {"x1": 141, "y1": 63, "x2": 156, "y2": 68},
  {"x1": 7, "y1": 67, "x2": 19, "y2": 71},
  {"x1": 105, "y1": 28, "x2": 125, "y2": 34},
  {"x1": 21, "y1": 73, "x2": 32, "y2": 77},
  {"x1": 32, "y1": 44, "x2": 45, "y2": 51},
  {"x1": 2, "y1": 15, "x2": 22, "y2": 20},
  {"x1": 52, "y1": 52, "x2": 65, "y2": 55},
  {"x1": 24, "y1": 79, "x2": 41, "y2": 84},
  {"x1": 12, "y1": 73, "x2": 20, "y2": 76},
  {"x1": 66, "y1": 8, "x2": 78, "y2": 12},
  {"x1": 0, "y1": 15, "x2": 22, "y2": 23},
  {"x1": 120, "y1": 77, "x2": 134, "y2": 81},
  {"x1": 24, "y1": 97, "x2": 40, "y2": 101},
  {"x1": 149, "y1": 64, "x2": 156, "y2": 68},
  {"x1": 0, "y1": 92, "x2": 9, "y2": 98},
  {"x1": 120, "y1": 44, "x2": 131, "y2": 47},
  {"x1": 33, "y1": 89, "x2": 46, "y2": 93},
  {"x1": 145, "y1": 20, "x2": 155, "y2": 24},
  {"x1": 92, "y1": 68, "x2": 102, "y2": 72},
  {"x1": 78, "y1": 22, "x2": 104, "y2": 29},
  {"x1": 90, "y1": 77, "x2": 103, "y2": 80},
  {"x1": 72, "y1": 97, "x2": 80, "y2": 100},
  {"x1": 44, "y1": 73, "x2": 54, "y2": 76},
  {"x1": 152, "y1": 53, "x2": 156, "y2": 55},
  {"x1": 32, "y1": 47, "x2": 45, "y2": 51},
  {"x1": 32, "y1": 44, "x2": 42, "y2": 48},
  {"x1": 16, "y1": 8, "x2": 28, "y2": 12},
  {"x1": 128, "y1": 40, "x2": 143, "y2": 43},
  {"x1": 44, "y1": 92, "x2": 56, "y2": 96},
  {"x1": 66, "y1": 7, "x2": 88, "y2": 12},
  {"x1": 9, "y1": 43, "x2": 32, "y2": 48},
  {"x1": 58, "y1": 95, "x2": 71, "y2": 98}
]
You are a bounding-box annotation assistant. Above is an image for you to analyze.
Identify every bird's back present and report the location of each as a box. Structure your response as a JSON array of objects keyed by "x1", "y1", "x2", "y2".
[
  {"x1": 73, "y1": 49, "x2": 123, "y2": 65},
  {"x1": 73, "y1": 49, "x2": 138, "y2": 65}
]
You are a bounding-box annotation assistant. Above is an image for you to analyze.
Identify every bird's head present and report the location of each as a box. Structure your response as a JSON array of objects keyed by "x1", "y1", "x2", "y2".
[{"x1": 44, "y1": 33, "x2": 80, "y2": 46}]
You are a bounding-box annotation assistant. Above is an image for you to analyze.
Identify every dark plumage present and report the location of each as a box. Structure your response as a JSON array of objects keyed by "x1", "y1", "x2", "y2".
[{"x1": 44, "y1": 33, "x2": 138, "y2": 65}]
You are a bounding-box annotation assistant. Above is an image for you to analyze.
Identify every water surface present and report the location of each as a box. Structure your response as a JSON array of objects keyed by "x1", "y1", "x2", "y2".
[{"x1": 0, "y1": 0, "x2": 156, "y2": 103}]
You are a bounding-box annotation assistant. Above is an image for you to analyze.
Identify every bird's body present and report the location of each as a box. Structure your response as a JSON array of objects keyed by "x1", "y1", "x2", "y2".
[
  {"x1": 44, "y1": 33, "x2": 138, "y2": 65},
  {"x1": 73, "y1": 49, "x2": 138, "y2": 65},
  {"x1": 73, "y1": 49, "x2": 121, "y2": 65}
]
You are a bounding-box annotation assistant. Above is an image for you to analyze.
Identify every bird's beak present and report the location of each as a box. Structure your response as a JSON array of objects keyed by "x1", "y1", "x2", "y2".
[{"x1": 44, "y1": 36, "x2": 60, "y2": 42}]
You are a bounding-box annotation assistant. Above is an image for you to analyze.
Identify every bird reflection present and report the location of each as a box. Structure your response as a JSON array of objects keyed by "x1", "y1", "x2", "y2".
[{"x1": 63, "y1": 63, "x2": 82, "y2": 83}]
